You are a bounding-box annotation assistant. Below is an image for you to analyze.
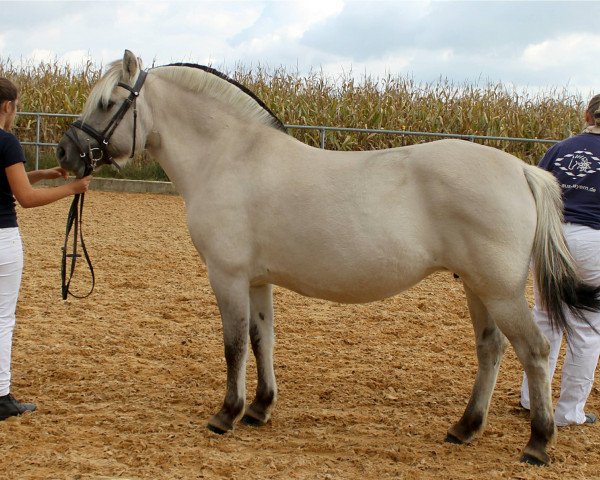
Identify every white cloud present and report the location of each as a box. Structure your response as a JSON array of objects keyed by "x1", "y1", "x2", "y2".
[
  {"x1": 521, "y1": 33, "x2": 600, "y2": 71},
  {"x1": 60, "y1": 50, "x2": 94, "y2": 68},
  {"x1": 517, "y1": 33, "x2": 600, "y2": 98},
  {"x1": 320, "y1": 52, "x2": 414, "y2": 81},
  {"x1": 177, "y1": 4, "x2": 263, "y2": 34},
  {"x1": 232, "y1": 0, "x2": 344, "y2": 53},
  {"x1": 441, "y1": 49, "x2": 455, "y2": 63},
  {"x1": 115, "y1": 1, "x2": 170, "y2": 28},
  {"x1": 25, "y1": 25, "x2": 64, "y2": 50},
  {"x1": 25, "y1": 49, "x2": 57, "y2": 64},
  {"x1": 301, "y1": 0, "x2": 432, "y2": 61},
  {"x1": 282, "y1": 0, "x2": 344, "y2": 39}
]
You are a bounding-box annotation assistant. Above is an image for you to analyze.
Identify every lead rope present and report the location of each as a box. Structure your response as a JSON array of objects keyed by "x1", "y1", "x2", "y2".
[{"x1": 61, "y1": 190, "x2": 95, "y2": 300}]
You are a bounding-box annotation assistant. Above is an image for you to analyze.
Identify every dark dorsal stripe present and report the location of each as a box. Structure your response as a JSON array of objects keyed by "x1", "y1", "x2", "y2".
[{"x1": 164, "y1": 63, "x2": 287, "y2": 133}]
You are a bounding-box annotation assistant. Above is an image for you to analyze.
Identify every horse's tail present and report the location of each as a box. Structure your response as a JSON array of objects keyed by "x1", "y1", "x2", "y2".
[{"x1": 523, "y1": 163, "x2": 600, "y2": 334}]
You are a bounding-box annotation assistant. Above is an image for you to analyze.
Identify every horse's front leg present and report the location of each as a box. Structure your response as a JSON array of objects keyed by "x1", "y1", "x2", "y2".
[
  {"x1": 207, "y1": 272, "x2": 250, "y2": 434},
  {"x1": 242, "y1": 284, "x2": 277, "y2": 426}
]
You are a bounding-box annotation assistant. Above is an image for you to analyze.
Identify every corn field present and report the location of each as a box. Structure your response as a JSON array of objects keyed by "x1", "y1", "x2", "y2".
[{"x1": 0, "y1": 58, "x2": 589, "y2": 178}]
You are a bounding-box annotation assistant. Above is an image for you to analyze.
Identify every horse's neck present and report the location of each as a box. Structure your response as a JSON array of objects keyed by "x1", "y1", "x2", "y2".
[{"x1": 144, "y1": 81, "x2": 272, "y2": 199}]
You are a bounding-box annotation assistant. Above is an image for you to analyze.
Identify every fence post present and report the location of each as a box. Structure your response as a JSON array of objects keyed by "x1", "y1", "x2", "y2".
[
  {"x1": 320, "y1": 128, "x2": 326, "y2": 149},
  {"x1": 35, "y1": 113, "x2": 41, "y2": 170}
]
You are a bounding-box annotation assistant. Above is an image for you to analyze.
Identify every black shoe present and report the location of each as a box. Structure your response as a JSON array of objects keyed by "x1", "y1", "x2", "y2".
[
  {"x1": 585, "y1": 412, "x2": 596, "y2": 424},
  {"x1": 0, "y1": 393, "x2": 36, "y2": 420}
]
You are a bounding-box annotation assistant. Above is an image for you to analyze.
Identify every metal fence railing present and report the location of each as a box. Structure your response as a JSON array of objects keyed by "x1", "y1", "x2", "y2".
[
  {"x1": 17, "y1": 112, "x2": 560, "y2": 170},
  {"x1": 285, "y1": 124, "x2": 559, "y2": 149},
  {"x1": 17, "y1": 112, "x2": 78, "y2": 169}
]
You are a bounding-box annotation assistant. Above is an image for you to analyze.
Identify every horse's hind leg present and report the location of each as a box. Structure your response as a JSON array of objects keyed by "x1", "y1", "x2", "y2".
[
  {"x1": 241, "y1": 284, "x2": 277, "y2": 426},
  {"x1": 206, "y1": 272, "x2": 250, "y2": 434},
  {"x1": 480, "y1": 295, "x2": 554, "y2": 465},
  {"x1": 446, "y1": 286, "x2": 508, "y2": 444}
]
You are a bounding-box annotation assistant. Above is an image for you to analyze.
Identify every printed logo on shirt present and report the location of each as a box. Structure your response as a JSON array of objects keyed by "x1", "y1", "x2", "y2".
[
  {"x1": 554, "y1": 150, "x2": 600, "y2": 177},
  {"x1": 560, "y1": 183, "x2": 597, "y2": 193}
]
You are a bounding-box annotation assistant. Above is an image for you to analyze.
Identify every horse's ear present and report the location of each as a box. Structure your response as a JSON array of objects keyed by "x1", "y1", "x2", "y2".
[{"x1": 122, "y1": 50, "x2": 139, "y2": 82}]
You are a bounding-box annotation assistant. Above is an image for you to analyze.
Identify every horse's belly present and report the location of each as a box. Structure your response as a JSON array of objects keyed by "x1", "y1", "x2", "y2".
[{"x1": 259, "y1": 261, "x2": 437, "y2": 304}]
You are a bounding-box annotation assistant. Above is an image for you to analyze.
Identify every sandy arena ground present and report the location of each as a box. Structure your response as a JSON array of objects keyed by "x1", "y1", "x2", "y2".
[{"x1": 2, "y1": 190, "x2": 599, "y2": 479}]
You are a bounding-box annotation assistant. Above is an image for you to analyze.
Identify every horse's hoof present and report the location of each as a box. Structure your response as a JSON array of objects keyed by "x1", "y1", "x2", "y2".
[
  {"x1": 241, "y1": 414, "x2": 266, "y2": 427},
  {"x1": 207, "y1": 423, "x2": 228, "y2": 435},
  {"x1": 520, "y1": 453, "x2": 548, "y2": 466},
  {"x1": 444, "y1": 433, "x2": 464, "y2": 444},
  {"x1": 207, "y1": 423, "x2": 227, "y2": 435},
  {"x1": 207, "y1": 411, "x2": 236, "y2": 434}
]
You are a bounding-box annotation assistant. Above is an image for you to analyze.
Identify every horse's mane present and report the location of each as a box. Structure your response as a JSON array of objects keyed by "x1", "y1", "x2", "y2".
[
  {"x1": 83, "y1": 61, "x2": 287, "y2": 133},
  {"x1": 160, "y1": 63, "x2": 287, "y2": 132}
]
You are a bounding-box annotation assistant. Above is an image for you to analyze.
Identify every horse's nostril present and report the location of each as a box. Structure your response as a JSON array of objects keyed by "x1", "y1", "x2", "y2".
[{"x1": 56, "y1": 146, "x2": 65, "y2": 160}]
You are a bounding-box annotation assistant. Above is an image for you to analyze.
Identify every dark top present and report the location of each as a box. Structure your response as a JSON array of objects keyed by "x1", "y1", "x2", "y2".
[
  {"x1": 0, "y1": 129, "x2": 26, "y2": 228},
  {"x1": 539, "y1": 132, "x2": 600, "y2": 229}
]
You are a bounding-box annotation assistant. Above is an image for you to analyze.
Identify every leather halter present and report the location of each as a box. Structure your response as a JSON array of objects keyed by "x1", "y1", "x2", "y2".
[{"x1": 66, "y1": 69, "x2": 148, "y2": 175}]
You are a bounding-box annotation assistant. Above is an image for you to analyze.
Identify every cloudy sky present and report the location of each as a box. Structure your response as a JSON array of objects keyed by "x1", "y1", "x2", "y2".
[{"x1": 2, "y1": 0, "x2": 599, "y2": 98}]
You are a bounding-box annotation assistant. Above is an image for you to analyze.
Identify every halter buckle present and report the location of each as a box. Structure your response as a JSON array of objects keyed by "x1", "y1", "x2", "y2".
[{"x1": 88, "y1": 144, "x2": 104, "y2": 170}]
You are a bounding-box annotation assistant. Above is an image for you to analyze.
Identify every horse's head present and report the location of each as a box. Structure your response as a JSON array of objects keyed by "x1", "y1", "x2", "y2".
[{"x1": 57, "y1": 50, "x2": 150, "y2": 178}]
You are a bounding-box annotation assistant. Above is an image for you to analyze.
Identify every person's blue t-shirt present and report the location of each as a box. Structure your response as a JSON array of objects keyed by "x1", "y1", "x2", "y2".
[
  {"x1": 0, "y1": 129, "x2": 26, "y2": 228},
  {"x1": 539, "y1": 132, "x2": 600, "y2": 229}
]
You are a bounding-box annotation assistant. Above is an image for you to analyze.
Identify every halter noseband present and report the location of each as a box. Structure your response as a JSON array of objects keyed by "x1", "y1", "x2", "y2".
[{"x1": 67, "y1": 70, "x2": 148, "y2": 175}]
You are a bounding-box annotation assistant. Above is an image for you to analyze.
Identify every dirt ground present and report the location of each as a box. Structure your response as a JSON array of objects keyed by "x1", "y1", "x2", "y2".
[{"x1": 2, "y1": 190, "x2": 599, "y2": 479}]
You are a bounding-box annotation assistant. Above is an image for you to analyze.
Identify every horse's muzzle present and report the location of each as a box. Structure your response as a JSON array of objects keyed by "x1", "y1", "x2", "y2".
[{"x1": 56, "y1": 135, "x2": 87, "y2": 178}]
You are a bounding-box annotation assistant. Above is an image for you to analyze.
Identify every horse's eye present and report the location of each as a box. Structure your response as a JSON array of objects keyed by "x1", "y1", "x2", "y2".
[{"x1": 98, "y1": 100, "x2": 116, "y2": 111}]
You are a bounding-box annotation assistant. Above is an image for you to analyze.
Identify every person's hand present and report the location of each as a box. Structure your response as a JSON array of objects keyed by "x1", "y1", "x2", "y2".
[
  {"x1": 69, "y1": 175, "x2": 92, "y2": 194},
  {"x1": 44, "y1": 167, "x2": 69, "y2": 180}
]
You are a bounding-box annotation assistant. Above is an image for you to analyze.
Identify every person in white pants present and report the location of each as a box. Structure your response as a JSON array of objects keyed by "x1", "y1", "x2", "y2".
[
  {"x1": 0, "y1": 227, "x2": 23, "y2": 396},
  {"x1": 0, "y1": 77, "x2": 91, "y2": 420},
  {"x1": 521, "y1": 224, "x2": 600, "y2": 425},
  {"x1": 521, "y1": 94, "x2": 600, "y2": 426}
]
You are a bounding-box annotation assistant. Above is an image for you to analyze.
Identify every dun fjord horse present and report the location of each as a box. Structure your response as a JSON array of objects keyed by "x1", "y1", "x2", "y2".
[{"x1": 57, "y1": 50, "x2": 600, "y2": 466}]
